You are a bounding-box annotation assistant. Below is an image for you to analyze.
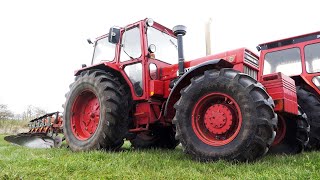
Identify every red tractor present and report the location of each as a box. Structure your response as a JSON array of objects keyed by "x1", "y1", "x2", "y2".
[
  {"x1": 62, "y1": 18, "x2": 318, "y2": 161},
  {"x1": 258, "y1": 33, "x2": 320, "y2": 151}
]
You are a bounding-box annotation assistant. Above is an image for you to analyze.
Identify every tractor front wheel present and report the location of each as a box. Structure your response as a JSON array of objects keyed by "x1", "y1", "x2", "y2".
[
  {"x1": 270, "y1": 108, "x2": 309, "y2": 154},
  {"x1": 63, "y1": 70, "x2": 130, "y2": 151},
  {"x1": 297, "y1": 87, "x2": 320, "y2": 150},
  {"x1": 174, "y1": 68, "x2": 277, "y2": 162}
]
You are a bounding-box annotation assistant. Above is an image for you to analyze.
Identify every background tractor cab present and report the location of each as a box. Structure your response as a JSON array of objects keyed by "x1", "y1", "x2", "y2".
[
  {"x1": 257, "y1": 31, "x2": 320, "y2": 96},
  {"x1": 257, "y1": 32, "x2": 320, "y2": 151}
]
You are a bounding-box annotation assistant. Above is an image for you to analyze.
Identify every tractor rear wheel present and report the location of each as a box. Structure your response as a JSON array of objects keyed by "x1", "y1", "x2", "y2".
[
  {"x1": 63, "y1": 70, "x2": 130, "y2": 151},
  {"x1": 130, "y1": 126, "x2": 179, "y2": 149},
  {"x1": 269, "y1": 108, "x2": 309, "y2": 154},
  {"x1": 173, "y1": 68, "x2": 277, "y2": 162},
  {"x1": 297, "y1": 87, "x2": 320, "y2": 150}
]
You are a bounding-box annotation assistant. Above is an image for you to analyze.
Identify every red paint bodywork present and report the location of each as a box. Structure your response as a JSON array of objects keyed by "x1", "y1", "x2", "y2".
[
  {"x1": 75, "y1": 19, "x2": 254, "y2": 132},
  {"x1": 261, "y1": 73, "x2": 298, "y2": 114},
  {"x1": 160, "y1": 47, "x2": 259, "y2": 83}
]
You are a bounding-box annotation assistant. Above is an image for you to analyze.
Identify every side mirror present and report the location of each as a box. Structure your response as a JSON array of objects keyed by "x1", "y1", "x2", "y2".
[
  {"x1": 256, "y1": 45, "x2": 261, "y2": 51},
  {"x1": 87, "y1": 38, "x2": 93, "y2": 44},
  {"x1": 108, "y1": 27, "x2": 120, "y2": 44}
]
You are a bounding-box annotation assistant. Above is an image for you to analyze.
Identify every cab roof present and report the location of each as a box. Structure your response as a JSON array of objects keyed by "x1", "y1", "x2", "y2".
[{"x1": 258, "y1": 31, "x2": 320, "y2": 50}]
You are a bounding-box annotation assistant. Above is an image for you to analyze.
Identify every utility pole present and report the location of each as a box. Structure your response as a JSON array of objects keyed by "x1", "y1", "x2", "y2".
[{"x1": 205, "y1": 18, "x2": 212, "y2": 55}]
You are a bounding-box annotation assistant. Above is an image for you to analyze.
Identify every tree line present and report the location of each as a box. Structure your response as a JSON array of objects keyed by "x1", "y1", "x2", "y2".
[{"x1": 0, "y1": 104, "x2": 47, "y2": 121}]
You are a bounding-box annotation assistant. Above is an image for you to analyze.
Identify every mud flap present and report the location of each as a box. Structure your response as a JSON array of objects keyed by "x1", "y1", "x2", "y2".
[{"x1": 4, "y1": 133, "x2": 61, "y2": 148}]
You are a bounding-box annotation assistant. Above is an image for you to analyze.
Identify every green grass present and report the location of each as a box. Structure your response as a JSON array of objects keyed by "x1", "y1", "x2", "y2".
[{"x1": 1, "y1": 134, "x2": 320, "y2": 179}]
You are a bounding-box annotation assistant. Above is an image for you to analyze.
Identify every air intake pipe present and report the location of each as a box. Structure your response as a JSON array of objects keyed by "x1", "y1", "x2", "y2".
[{"x1": 173, "y1": 25, "x2": 187, "y2": 76}]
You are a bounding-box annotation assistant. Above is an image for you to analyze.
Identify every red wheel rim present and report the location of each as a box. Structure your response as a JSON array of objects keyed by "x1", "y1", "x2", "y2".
[
  {"x1": 272, "y1": 115, "x2": 286, "y2": 146},
  {"x1": 71, "y1": 90, "x2": 100, "y2": 140},
  {"x1": 192, "y1": 92, "x2": 242, "y2": 146}
]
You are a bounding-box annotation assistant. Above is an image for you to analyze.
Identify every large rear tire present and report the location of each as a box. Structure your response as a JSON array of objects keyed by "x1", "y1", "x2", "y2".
[
  {"x1": 63, "y1": 70, "x2": 130, "y2": 151},
  {"x1": 269, "y1": 108, "x2": 309, "y2": 154},
  {"x1": 296, "y1": 87, "x2": 320, "y2": 150},
  {"x1": 173, "y1": 68, "x2": 277, "y2": 162}
]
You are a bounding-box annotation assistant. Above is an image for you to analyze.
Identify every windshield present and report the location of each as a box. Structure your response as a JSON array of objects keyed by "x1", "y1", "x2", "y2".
[
  {"x1": 263, "y1": 48, "x2": 302, "y2": 76},
  {"x1": 147, "y1": 27, "x2": 178, "y2": 64},
  {"x1": 92, "y1": 36, "x2": 116, "y2": 65}
]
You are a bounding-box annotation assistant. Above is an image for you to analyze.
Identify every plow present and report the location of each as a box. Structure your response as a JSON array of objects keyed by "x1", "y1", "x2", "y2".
[
  {"x1": 4, "y1": 18, "x2": 320, "y2": 162},
  {"x1": 5, "y1": 112, "x2": 63, "y2": 148}
]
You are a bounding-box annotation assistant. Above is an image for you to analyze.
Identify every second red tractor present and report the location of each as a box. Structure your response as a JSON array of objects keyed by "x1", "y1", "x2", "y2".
[{"x1": 62, "y1": 18, "x2": 320, "y2": 161}]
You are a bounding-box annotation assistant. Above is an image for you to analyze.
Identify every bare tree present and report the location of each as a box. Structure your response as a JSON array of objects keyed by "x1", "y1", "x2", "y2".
[
  {"x1": 22, "y1": 105, "x2": 47, "y2": 121},
  {"x1": 33, "y1": 106, "x2": 47, "y2": 117},
  {"x1": 13, "y1": 113, "x2": 22, "y2": 121},
  {"x1": 0, "y1": 104, "x2": 14, "y2": 120}
]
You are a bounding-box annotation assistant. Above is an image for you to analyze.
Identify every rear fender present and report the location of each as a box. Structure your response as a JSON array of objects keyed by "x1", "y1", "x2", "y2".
[
  {"x1": 164, "y1": 59, "x2": 233, "y2": 119},
  {"x1": 74, "y1": 62, "x2": 121, "y2": 76},
  {"x1": 74, "y1": 62, "x2": 134, "y2": 98},
  {"x1": 291, "y1": 75, "x2": 320, "y2": 99}
]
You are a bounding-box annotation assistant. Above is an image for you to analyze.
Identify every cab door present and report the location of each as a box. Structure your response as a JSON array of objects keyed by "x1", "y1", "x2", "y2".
[
  {"x1": 303, "y1": 42, "x2": 320, "y2": 94},
  {"x1": 145, "y1": 23, "x2": 178, "y2": 98},
  {"x1": 119, "y1": 23, "x2": 146, "y2": 100}
]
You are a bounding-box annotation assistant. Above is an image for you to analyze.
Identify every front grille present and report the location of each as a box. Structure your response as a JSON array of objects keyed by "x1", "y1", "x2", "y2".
[
  {"x1": 244, "y1": 65, "x2": 258, "y2": 80},
  {"x1": 244, "y1": 51, "x2": 259, "y2": 68}
]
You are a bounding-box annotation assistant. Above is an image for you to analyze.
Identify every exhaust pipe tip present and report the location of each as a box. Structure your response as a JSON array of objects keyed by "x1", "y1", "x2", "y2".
[
  {"x1": 173, "y1": 25, "x2": 187, "y2": 36},
  {"x1": 173, "y1": 25, "x2": 187, "y2": 76}
]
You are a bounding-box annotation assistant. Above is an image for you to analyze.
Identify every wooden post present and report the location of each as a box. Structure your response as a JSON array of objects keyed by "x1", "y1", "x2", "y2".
[{"x1": 205, "y1": 18, "x2": 212, "y2": 55}]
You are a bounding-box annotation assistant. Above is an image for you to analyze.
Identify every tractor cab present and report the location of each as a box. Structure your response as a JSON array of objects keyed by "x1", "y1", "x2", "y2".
[
  {"x1": 257, "y1": 31, "x2": 320, "y2": 95},
  {"x1": 87, "y1": 18, "x2": 178, "y2": 100}
]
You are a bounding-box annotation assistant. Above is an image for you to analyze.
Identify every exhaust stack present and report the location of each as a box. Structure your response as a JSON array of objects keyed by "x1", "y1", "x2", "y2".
[{"x1": 173, "y1": 25, "x2": 187, "y2": 76}]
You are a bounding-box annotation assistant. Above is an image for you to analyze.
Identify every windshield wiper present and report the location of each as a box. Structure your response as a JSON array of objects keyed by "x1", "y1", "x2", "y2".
[
  {"x1": 164, "y1": 29, "x2": 178, "y2": 50},
  {"x1": 121, "y1": 44, "x2": 134, "y2": 60},
  {"x1": 169, "y1": 39, "x2": 178, "y2": 49}
]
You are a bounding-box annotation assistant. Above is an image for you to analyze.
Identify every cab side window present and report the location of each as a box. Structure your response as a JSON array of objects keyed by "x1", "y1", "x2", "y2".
[
  {"x1": 305, "y1": 43, "x2": 320, "y2": 73},
  {"x1": 312, "y1": 76, "x2": 320, "y2": 90},
  {"x1": 120, "y1": 27, "x2": 142, "y2": 62}
]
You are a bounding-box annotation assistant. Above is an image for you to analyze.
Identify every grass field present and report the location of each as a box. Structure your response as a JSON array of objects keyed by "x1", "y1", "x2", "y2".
[{"x1": 1, "y1": 134, "x2": 320, "y2": 179}]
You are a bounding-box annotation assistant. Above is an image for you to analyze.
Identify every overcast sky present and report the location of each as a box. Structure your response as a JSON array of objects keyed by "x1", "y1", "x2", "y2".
[{"x1": 0, "y1": 0, "x2": 319, "y2": 114}]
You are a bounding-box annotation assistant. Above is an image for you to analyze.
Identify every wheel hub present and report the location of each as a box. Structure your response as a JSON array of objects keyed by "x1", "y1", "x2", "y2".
[
  {"x1": 83, "y1": 99, "x2": 100, "y2": 135},
  {"x1": 192, "y1": 92, "x2": 242, "y2": 146},
  {"x1": 71, "y1": 90, "x2": 100, "y2": 140},
  {"x1": 204, "y1": 104, "x2": 233, "y2": 134}
]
